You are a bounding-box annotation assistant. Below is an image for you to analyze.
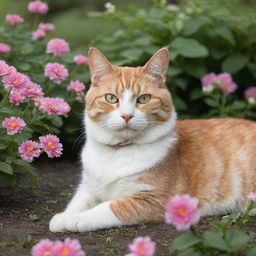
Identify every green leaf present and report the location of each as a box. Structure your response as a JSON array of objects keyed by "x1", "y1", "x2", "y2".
[
  {"x1": 170, "y1": 233, "x2": 201, "y2": 251},
  {"x1": 230, "y1": 101, "x2": 246, "y2": 110},
  {"x1": 213, "y1": 26, "x2": 235, "y2": 45},
  {"x1": 246, "y1": 247, "x2": 256, "y2": 256},
  {"x1": 203, "y1": 231, "x2": 230, "y2": 251},
  {"x1": 222, "y1": 53, "x2": 249, "y2": 74},
  {"x1": 190, "y1": 88, "x2": 204, "y2": 101},
  {"x1": 173, "y1": 96, "x2": 187, "y2": 110},
  {"x1": 177, "y1": 248, "x2": 202, "y2": 256},
  {"x1": 51, "y1": 116, "x2": 63, "y2": 128},
  {"x1": 168, "y1": 67, "x2": 182, "y2": 77},
  {"x1": 183, "y1": 16, "x2": 212, "y2": 36},
  {"x1": 225, "y1": 229, "x2": 250, "y2": 249},
  {"x1": 174, "y1": 78, "x2": 188, "y2": 91},
  {"x1": 183, "y1": 62, "x2": 207, "y2": 78},
  {"x1": 14, "y1": 159, "x2": 35, "y2": 171},
  {"x1": 204, "y1": 98, "x2": 218, "y2": 107},
  {"x1": 0, "y1": 162, "x2": 13, "y2": 175},
  {"x1": 120, "y1": 49, "x2": 143, "y2": 61},
  {"x1": 171, "y1": 37, "x2": 209, "y2": 58}
]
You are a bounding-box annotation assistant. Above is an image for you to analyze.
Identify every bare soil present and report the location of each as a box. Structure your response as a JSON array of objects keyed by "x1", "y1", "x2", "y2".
[{"x1": 0, "y1": 161, "x2": 224, "y2": 256}]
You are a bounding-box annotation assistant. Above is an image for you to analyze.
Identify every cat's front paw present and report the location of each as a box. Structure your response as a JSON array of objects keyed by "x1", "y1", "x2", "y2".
[{"x1": 49, "y1": 212, "x2": 67, "y2": 232}]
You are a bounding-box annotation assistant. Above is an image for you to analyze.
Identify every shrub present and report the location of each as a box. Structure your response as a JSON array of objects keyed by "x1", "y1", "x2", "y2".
[{"x1": 0, "y1": 1, "x2": 89, "y2": 186}]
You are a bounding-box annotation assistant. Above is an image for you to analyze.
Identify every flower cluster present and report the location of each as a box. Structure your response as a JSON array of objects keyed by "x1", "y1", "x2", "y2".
[
  {"x1": 0, "y1": 43, "x2": 11, "y2": 54},
  {"x1": 35, "y1": 97, "x2": 70, "y2": 116},
  {"x1": 244, "y1": 87, "x2": 256, "y2": 104},
  {"x1": 0, "y1": 60, "x2": 44, "y2": 104},
  {"x1": 31, "y1": 238, "x2": 86, "y2": 256},
  {"x1": 67, "y1": 80, "x2": 85, "y2": 100},
  {"x1": 32, "y1": 23, "x2": 55, "y2": 41},
  {"x1": 19, "y1": 134, "x2": 63, "y2": 162},
  {"x1": 28, "y1": 0, "x2": 49, "y2": 14},
  {"x1": 47, "y1": 38, "x2": 70, "y2": 56},
  {"x1": 6, "y1": 14, "x2": 24, "y2": 25},
  {"x1": 44, "y1": 62, "x2": 68, "y2": 84},
  {"x1": 165, "y1": 194, "x2": 200, "y2": 231},
  {"x1": 73, "y1": 55, "x2": 89, "y2": 65},
  {"x1": 126, "y1": 236, "x2": 155, "y2": 256},
  {"x1": 2, "y1": 117, "x2": 26, "y2": 135},
  {"x1": 201, "y1": 73, "x2": 237, "y2": 94}
]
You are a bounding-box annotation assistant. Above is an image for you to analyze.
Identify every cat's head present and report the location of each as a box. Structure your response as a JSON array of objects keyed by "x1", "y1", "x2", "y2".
[{"x1": 85, "y1": 47, "x2": 176, "y2": 145}]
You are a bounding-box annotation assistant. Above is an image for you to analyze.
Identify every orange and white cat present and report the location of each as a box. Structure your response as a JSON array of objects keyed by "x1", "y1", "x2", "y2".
[{"x1": 49, "y1": 47, "x2": 256, "y2": 232}]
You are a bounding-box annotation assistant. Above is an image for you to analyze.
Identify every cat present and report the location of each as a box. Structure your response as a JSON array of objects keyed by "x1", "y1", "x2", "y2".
[{"x1": 49, "y1": 47, "x2": 256, "y2": 232}]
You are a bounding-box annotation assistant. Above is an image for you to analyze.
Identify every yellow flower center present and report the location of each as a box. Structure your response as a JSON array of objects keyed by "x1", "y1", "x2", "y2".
[
  {"x1": 177, "y1": 208, "x2": 186, "y2": 216},
  {"x1": 27, "y1": 146, "x2": 34, "y2": 152},
  {"x1": 137, "y1": 246, "x2": 145, "y2": 254},
  {"x1": 61, "y1": 247, "x2": 70, "y2": 255},
  {"x1": 47, "y1": 141, "x2": 56, "y2": 149},
  {"x1": 54, "y1": 67, "x2": 60, "y2": 73},
  {"x1": 13, "y1": 78, "x2": 21, "y2": 84},
  {"x1": 10, "y1": 121, "x2": 17, "y2": 128}
]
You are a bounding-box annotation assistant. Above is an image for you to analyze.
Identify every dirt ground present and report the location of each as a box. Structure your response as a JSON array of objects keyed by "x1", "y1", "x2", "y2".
[{"x1": 0, "y1": 161, "x2": 224, "y2": 256}]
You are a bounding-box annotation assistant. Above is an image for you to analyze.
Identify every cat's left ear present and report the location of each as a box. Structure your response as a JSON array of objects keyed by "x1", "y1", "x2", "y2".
[{"x1": 143, "y1": 47, "x2": 169, "y2": 81}]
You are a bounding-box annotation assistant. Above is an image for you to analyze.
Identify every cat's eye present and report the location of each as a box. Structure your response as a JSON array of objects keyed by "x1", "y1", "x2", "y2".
[
  {"x1": 137, "y1": 94, "x2": 151, "y2": 104},
  {"x1": 105, "y1": 94, "x2": 119, "y2": 104}
]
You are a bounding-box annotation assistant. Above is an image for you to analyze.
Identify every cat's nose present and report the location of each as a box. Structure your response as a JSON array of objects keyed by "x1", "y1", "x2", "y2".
[{"x1": 121, "y1": 114, "x2": 134, "y2": 123}]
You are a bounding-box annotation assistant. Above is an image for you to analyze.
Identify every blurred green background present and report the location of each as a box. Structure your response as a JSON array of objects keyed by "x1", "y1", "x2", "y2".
[{"x1": 0, "y1": 0, "x2": 149, "y2": 53}]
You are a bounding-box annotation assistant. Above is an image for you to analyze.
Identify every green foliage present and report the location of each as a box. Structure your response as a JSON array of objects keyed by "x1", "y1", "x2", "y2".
[
  {"x1": 89, "y1": 0, "x2": 256, "y2": 119},
  {"x1": 169, "y1": 200, "x2": 256, "y2": 255},
  {"x1": 0, "y1": 10, "x2": 89, "y2": 186}
]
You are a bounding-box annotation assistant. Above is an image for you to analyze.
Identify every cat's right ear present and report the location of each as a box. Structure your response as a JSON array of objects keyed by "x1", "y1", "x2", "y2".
[{"x1": 88, "y1": 47, "x2": 114, "y2": 83}]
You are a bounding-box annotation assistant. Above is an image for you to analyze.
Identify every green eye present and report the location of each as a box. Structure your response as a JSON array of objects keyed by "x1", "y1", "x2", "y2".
[
  {"x1": 137, "y1": 94, "x2": 151, "y2": 104},
  {"x1": 105, "y1": 94, "x2": 119, "y2": 104}
]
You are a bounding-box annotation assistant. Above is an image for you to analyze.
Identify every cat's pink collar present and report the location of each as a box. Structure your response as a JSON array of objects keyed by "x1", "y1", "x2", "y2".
[{"x1": 108, "y1": 140, "x2": 133, "y2": 149}]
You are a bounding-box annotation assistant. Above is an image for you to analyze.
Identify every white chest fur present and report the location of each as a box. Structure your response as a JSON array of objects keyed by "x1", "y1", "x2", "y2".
[{"x1": 81, "y1": 136, "x2": 173, "y2": 201}]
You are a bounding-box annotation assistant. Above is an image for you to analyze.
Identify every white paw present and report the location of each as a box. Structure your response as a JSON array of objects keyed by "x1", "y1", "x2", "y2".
[
  {"x1": 49, "y1": 212, "x2": 66, "y2": 232},
  {"x1": 65, "y1": 214, "x2": 80, "y2": 232}
]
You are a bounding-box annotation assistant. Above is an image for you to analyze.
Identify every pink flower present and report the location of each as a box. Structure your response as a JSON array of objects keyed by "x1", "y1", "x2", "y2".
[
  {"x1": 35, "y1": 97, "x2": 70, "y2": 116},
  {"x1": 0, "y1": 60, "x2": 10, "y2": 76},
  {"x1": 245, "y1": 87, "x2": 256, "y2": 100},
  {"x1": 39, "y1": 23, "x2": 55, "y2": 31},
  {"x1": 31, "y1": 239, "x2": 54, "y2": 256},
  {"x1": 44, "y1": 62, "x2": 68, "y2": 84},
  {"x1": 217, "y1": 73, "x2": 232, "y2": 84},
  {"x1": 126, "y1": 236, "x2": 155, "y2": 256},
  {"x1": 201, "y1": 73, "x2": 218, "y2": 87},
  {"x1": 219, "y1": 81, "x2": 237, "y2": 94},
  {"x1": 53, "y1": 238, "x2": 86, "y2": 256},
  {"x1": 0, "y1": 43, "x2": 11, "y2": 54},
  {"x1": 9, "y1": 88, "x2": 26, "y2": 104},
  {"x1": 2, "y1": 72, "x2": 30, "y2": 89},
  {"x1": 248, "y1": 191, "x2": 256, "y2": 202},
  {"x1": 165, "y1": 194, "x2": 200, "y2": 231},
  {"x1": 47, "y1": 38, "x2": 70, "y2": 56},
  {"x1": 67, "y1": 80, "x2": 85, "y2": 94},
  {"x1": 73, "y1": 55, "x2": 89, "y2": 65},
  {"x1": 32, "y1": 29, "x2": 46, "y2": 40},
  {"x1": 28, "y1": 0, "x2": 49, "y2": 14},
  {"x1": 19, "y1": 140, "x2": 41, "y2": 162},
  {"x1": 5, "y1": 14, "x2": 24, "y2": 25},
  {"x1": 23, "y1": 82, "x2": 44, "y2": 98},
  {"x1": 2, "y1": 117, "x2": 26, "y2": 135}
]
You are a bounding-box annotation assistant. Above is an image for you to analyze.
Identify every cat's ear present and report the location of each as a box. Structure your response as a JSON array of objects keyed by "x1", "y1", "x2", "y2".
[
  {"x1": 143, "y1": 47, "x2": 169, "y2": 81},
  {"x1": 88, "y1": 47, "x2": 114, "y2": 83}
]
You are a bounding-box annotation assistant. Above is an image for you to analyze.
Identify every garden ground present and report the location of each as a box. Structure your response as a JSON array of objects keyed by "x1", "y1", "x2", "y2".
[{"x1": 0, "y1": 161, "x2": 247, "y2": 256}]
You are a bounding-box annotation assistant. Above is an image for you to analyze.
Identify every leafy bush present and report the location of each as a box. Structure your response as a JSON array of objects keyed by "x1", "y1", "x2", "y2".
[
  {"x1": 90, "y1": 0, "x2": 256, "y2": 119},
  {"x1": 0, "y1": 2, "x2": 90, "y2": 185}
]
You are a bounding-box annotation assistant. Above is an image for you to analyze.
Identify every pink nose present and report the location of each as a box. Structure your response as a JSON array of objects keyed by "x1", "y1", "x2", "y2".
[{"x1": 121, "y1": 114, "x2": 134, "y2": 123}]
